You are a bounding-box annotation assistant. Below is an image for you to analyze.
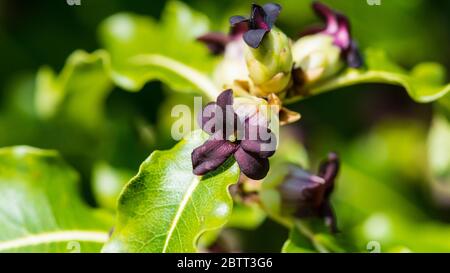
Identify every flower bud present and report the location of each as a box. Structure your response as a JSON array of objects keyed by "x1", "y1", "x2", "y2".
[
  {"x1": 245, "y1": 28, "x2": 293, "y2": 97},
  {"x1": 278, "y1": 152, "x2": 340, "y2": 232},
  {"x1": 292, "y1": 34, "x2": 343, "y2": 84}
]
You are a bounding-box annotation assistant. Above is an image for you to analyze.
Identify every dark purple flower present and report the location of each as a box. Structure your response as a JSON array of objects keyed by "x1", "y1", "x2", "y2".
[
  {"x1": 229, "y1": 3, "x2": 281, "y2": 48},
  {"x1": 192, "y1": 89, "x2": 277, "y2": 180},
  {"x1": 278, "y1": 152, "x2": 340, "y2": 232},
  {"x1": 304, "y1": 2, "x2": 363, "y2": 68},
  {"x1": 197, "y1": 3, "x2": 281, "y2": 53}
]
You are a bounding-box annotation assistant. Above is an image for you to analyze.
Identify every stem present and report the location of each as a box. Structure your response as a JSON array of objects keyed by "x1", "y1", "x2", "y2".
[{"x1": 294, "y1": 220, "x2": 329, "y2": 253}]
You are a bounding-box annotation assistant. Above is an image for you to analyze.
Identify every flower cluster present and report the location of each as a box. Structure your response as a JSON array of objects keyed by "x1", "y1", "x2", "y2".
[
  {"x1": 194, "y1": 2, "x2": 358, "y2": 183},
  {"x1": 192, "y1": 89, "x2": 277, "y2": 180}
]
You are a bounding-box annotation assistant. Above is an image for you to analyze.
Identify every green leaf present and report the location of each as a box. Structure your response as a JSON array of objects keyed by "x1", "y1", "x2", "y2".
[
  {"x1": 99, "y1": 1, "x2": 219, "y2": 99},
  {"x1": 35, "y1": 50, "x2": 113, "y2": 129},
  {"x1": 286, "y1": 48, "x2": 450, "y2": 104},
  {"x1": 0, "y1": 146, "x2": 113, "y2": 253},
  {"x1": 102, "y1": 130, "x2": 240, "y2": 252},
  {"x1": 282, "y1": 220, "x2": 347, "y2": 253},
  {"x1": 282, "y1": 226, "x2": 316, "y2": 253}
]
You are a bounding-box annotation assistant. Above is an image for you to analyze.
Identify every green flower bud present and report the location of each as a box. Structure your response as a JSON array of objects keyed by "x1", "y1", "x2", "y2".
[
  {"x1": 292, "y1": 34, "x2": 343, "y2": 84},
  {"x1": 245, "y1": 28, "x2": 293, "y2": 97}
]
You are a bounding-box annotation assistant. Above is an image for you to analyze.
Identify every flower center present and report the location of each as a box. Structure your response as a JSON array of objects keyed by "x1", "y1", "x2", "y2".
[{"x1": 228, "y1": 133, "x2": 237, "y2": 143}]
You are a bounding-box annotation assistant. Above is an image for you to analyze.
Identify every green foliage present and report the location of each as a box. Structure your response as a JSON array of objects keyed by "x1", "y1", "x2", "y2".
[
  {"x1": 1, "y1": 0, "x2": 450, "y2": 253},
  {"x1": 282, "y1": 221, "x2": 347, "y2": 253},
  {"x1": 0, "y1": 146, "x2": 113, "y2": 253},
  {"x1": 92, "y1": 162, "x2": 134, "y2": 210},
  {"x1": 35, "y1": 50, "x2": 113, "y2": 129},
  {"x1": 286, "y1": 49, "x2": 450, "y2": 104},
  {"x1": 102, "y1": 131, "x2": 240, "y2": 252},
  {"x1": 99, "y1": 1, "x2": 219, "y2": 99}
]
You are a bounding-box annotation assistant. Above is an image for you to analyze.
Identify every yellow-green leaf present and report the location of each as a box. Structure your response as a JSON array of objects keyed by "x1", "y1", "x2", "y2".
[{"x1": 102, "y1": 131, "x2": 240, "y2": 252}]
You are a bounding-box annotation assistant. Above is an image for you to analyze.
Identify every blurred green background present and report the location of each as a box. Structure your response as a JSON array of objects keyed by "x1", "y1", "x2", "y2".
[{"x1": 0, "y1": 0, "x2": 449, "y2": 252}]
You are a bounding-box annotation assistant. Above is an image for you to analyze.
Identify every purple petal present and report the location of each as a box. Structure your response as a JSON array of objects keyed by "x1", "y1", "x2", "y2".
[
  {"x1": 312, "y1": 2, "x2": 353, "y2": 51},
  {"x1": 198, "y1": 102, "x2": 217, "y2": 135},
  {"x1": 240, "y1": 124, "x2": 277, "y2": 158},
  {"x1": 216, "y1": 89, "x2": 233, "y2": 109},
  {"x1": 243, "y1": 29, "x2": 268, "y2": 48},
  {"x1": 240, "y1": 139, "x2": 275, "y2": 158},
  {"x1": 199, "y1": 90, "x2": 239, "y2": 138},
  {"x1": 250, "y1": 4, "x2": 270, "y2": 30},
  {"x1": 333, "y1": 14, "x2": 351, "y2": 50},
  {"x1": 279, "y1": 166, "x2": 327, "y2": 217},
  {"x1": 262, "y1": 3, "x2": 281, "y2": 28},
  {"x1": 234, "y1": 147, "x2": 269, "y2": 180},
  {"x1": 312, "y1": 1, "x2": 339, "y2": 34},
  {"x1": 345, "y1": 41, "x2": 363, "y2": 68},
  {"x1": 197, "y1": 32, "x2": 231, "y2": 55},
  {"x1": 230, "y1": 20, "x2": 249, "y2": 38},
  {"x1": 229, "y1": 16, "x2": 249, "y2": 37},
  {"x1": 286, "y1": 166, "x2": 326, "y2": 194},
  {"x1": 217, "y1": 89, "x2": 239, "y2": 136},
  {"x1": 320, "y1": 201, "x2": 338, "y2": 233},
  {"x1": 230, "y1": 15, "x2": 248, "y2": 26},
  {"x1": 192, "y1": 134, "x2": 238, "y2": 176},
  {"x1": 317, "y1": 152, "x2": 340, "y2": 197}
]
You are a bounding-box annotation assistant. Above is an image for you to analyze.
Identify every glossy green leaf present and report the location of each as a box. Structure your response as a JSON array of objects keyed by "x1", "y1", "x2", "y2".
[
  {"x1": 286, "y1": 48, "x2": 450, "y2": 104},
  {"x1": 102, "y1": 130, "x2": 240, "y2": 252},
  {"x1": 0, "y1": 146, "x2": 113, "y2": 253},
  {"x1": 99, "y1": 1, "x2": 219, "y2": 99},
  {"x1": 282, "y1": 225, "x2": 316, "y2": 253}
]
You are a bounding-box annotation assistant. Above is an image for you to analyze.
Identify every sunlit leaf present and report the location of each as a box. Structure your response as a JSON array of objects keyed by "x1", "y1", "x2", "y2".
[
  {"x1": 99, "y1": 1, "x2": 219, "y2": 99},
  {"x1": 35, "y1": 50, "x2": 113, "y2": 129},
  {"x1": 102, "y1": 131, "x2": 240, "y2": 252},
  {"x1": 0, "y1": 146, "x2": 113, "y2": 253}
]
